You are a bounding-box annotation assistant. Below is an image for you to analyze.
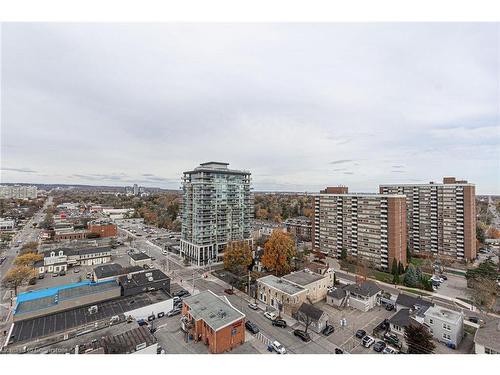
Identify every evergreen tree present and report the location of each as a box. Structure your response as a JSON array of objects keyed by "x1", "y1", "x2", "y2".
[
  {"x1": 391, "y1": 259, "x2": 398, "y2": 275},
  {"x1": 404, "y1": 264, "x2": 419, "y2": 287},
  {"x1": 405, "y1": 324, "x2": 436, "y2": 354},
  {"x1": 415, "y1": 266, "x2": 423, "y2": 281},
  {"x1": 398, "y1": 261, "x2": 404, "y2": 275},
  {"x1": 340, "y1": 248, "x2": 347, "y2": 260},
  {"x1": 392, "y1": 272, "x2": 400, "y2": 285}
]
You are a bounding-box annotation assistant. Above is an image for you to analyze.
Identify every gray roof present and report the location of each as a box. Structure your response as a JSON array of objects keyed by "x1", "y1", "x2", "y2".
[
  {"x1": 425, "y1": 306, "x2": 463, "y2": 324},
  {"x1": 344, "y1": 281, "x2": 381, "y2": 297},
  {"x1": 389, "y1": 308, "x2": 412, "y2": 327},
  {"x1": 474, "y1": 318, "x2": 500, "y2": 352},
  {"x1": 327, "y1": 288, "x2": 346, "y2": 299},
  {"x1": 297, "y1": 303, "x2": 326, "y2": 322},
  {"x1": 101, "y1": 326, "x2": 157, "y2": 354},
  {"x1": 129, "y1": 252, "x2": 151, "y2": 261},
  {"x1": 42, "y1": 246, "x2": 111, "y2": 258},
  {"x1": 282, "y1": 270, "x2": 325, "y2": 287},
  {"x1": 395, "y1": 293, "x2": 433, "y2": 314},
  {"x1": 118, "y1": 269, "x2": 169, "y2": 289},
  {"x1": 183, "y1": 290, "x2": 245, "y2": 331},
  {"x1": 94, "y1": 263, "x2": 123, "y2": 279},
  {"x1": 258, "y1": 275, "x2": 306, "y2": 296}
]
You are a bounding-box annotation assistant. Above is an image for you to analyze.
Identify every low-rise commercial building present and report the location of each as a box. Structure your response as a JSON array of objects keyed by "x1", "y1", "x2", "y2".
[
  {"x1": 13, "y1": 280, "x2": 121, "y2": 321},
  {"x1": 257, "y1": 275, "x2": 308, "y2": 315},
  {"x1": 129, "y1": 252, "x2": 153, "y2": 268},
  {"x1": 118, "y1": 269, "x2": 170, "y2": 296},
  {"x1": 37, "y1": 246, "x2": 112, "y2": 274},
  {"x1": 282, "y1": 269, "x2": 334, "y2": 303},
  {"x1": 87, "y1": 219, "x2": 117, "y2": 238},
  {"x1": 76, "y1": 326, "x2": 158, "y2": 354},
  {"x1": 181, "y1": 290, "x2": 246, "y2": 354},
  {"x1": 93, "y1": 263, "x2": 143, "y2": 282}
]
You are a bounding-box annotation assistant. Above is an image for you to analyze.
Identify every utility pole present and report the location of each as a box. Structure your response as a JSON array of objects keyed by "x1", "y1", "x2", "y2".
[
  {"x1": 192, "y1": 269, "x2": 195, "y2": 294},
  {"x1": 248, "y1": 270, "x2": 251, "y2": 299}
]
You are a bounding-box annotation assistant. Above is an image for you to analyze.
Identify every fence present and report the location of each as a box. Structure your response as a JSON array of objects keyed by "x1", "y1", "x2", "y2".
[{"x1": 256, "y1": 331, "x2": 272, "y2": 347}]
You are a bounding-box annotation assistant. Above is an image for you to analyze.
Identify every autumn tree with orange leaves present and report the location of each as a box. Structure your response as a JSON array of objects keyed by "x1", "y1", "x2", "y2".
[
  {"x1": 261, "y1": 230, "x2": 296, "y2": 276},
  {"x1": 223, "y1": 241, "x2": 253, "y2": 275}
]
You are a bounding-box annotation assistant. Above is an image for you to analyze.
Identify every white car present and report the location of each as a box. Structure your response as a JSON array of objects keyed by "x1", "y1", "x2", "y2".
[
  {"x1": 264, "y1": 311, "x2": 277, "y2": 321},
  {"x1": 248, "y1": 303, "x2": 259, "y2": 310},
  {"x1": 383, "y1": 346, "x2": 398, "y2": 354},
  {"x1": 271, "y1": 341, "x2": 287, "y2": 354},
  {"x1": 362, "y1": 335, "x2": 375, "y2": 348}
]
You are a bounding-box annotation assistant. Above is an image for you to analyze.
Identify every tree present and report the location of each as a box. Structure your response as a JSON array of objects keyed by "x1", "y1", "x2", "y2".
[
  {"x1": 404, "y1": 264, "x2": 419, "y2": 287},
  {"x1": 391, "y1": 259, "x2": 398, "y2": 275},
  {"x1": 2, "y1": 266, "x2": 36, "y2": 295},
  {"x1": 405, "y1": 324, "x2": 435, "y2": 354},
  {"x1": 40, "y1": 209, "x2": 55, "y2": 229},
  {"x1": 261, "y1": 230, "x2": 296, "y2": 276},
  {"x1": 340, "y1": 248, "x2": 347, "y2": 261},
  {"x1": 14, "y1": 253, "x2": 43, "y2": 267},
  {"x1": 392, "y1": 272, "x2": 400, "y2": 284},
  {"x1": 223, "y1": 241, "x2": 253, "y2": 275},
  {"x1": 415, "y1": 266, "x2": 423, "y2": 281},
  {"x1": 398, "y1": 261, "x2": 404, "y2": 275},
  {"x1": 469, "y1": 277, "x2": 498, "y2": 311},
  {"x1": 20, "y1": 241, "x2": 38, "y2": 254},
  {"x1": 466, "y1": 259, "x2": 497, "y2": 288}
]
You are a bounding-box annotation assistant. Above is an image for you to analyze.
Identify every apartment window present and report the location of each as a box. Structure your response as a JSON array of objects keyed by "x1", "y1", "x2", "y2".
[
  {"x1": 429, "y1": 319, "x2": 433, "y2": 325},
  {"x1": 442, "y1": 323, "x2": 451, "y2": 331},
  {"x1": 442, "y1": 333, "x2": 451, "y2": 340},
  {"x1": 485, "y1": 347, "x2": 499, "y2": 354}
]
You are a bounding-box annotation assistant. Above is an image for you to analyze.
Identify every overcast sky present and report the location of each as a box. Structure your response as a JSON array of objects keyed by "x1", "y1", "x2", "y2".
[{"x1": 1, "y1": 23, "x2": 499, "y2": 193}]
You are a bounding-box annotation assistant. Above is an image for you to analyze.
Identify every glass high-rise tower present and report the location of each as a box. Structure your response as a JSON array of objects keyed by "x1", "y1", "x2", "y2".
[{"x1": 180, "y1": 162, "x2": 253, "y2": 266}]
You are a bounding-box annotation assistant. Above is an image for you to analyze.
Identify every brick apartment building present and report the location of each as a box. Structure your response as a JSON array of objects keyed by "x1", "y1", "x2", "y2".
[
  {"x1": 379, "y1": 177, "x2": 476, "y2": 261},
  {"x1": 313, "y1": 186, "x2": 407, "y2": 271},
  {"x1": 181, "y1": 290, "x2": 245, "y2": 354},
  {"x1": 88, "y1": 219, "x2": 118, "y2": 238},
  {"x1": 284, "y1": 216, "x2": 312, "y2": 241}
]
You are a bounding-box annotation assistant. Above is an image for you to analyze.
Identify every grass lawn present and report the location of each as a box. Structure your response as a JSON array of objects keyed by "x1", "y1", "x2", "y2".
[
  {"x1": 372, "y1": 270, "x2": 399, "y2": 284},
  {"x1": 409, "y1": 258, "x2": 425, "y2": 267},
  {"x1": 400, "y1": 287, "x2": 433, "y2": 296}
]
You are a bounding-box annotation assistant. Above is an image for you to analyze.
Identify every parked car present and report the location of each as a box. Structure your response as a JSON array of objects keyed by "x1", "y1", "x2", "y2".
[
  {"x1": 271, "y1": 341, "x2": 287, "y2": 354},
  {"x1": 382, "y1": 346, "x2": 399, "y2": 354},
  {"x1": 52, "y1": 273, "x2": 58, "y2": 277},
  {"x1": 293, "y1": 329, "x2": 311, "y2": 342},
  {"x1": 157, "y1": 312, "x2": 165, "y2": 318},
  {"x1": 356, "y1": 329, "x2": 366, "y2": 339},
  {"x1": 322, "y1": 325, "x2": 335, "y2": 336},
  {"x1": 362, "y1": 335, "x2": 375, "y2": 348},
  {"x1": 173, "y1": 296, "x2": 181, "y2": 304},
  {"x1": 468, "y1": 317, "x2": 480, "y2": 324},
  {"x1": 38, "y1": 273, "x2": 45, "y2": 279},
  {"x1": 167, "y1": 308, "x2": 181, "y2": 317},
  {"x1": 385, "y1": 304, "x2": 395, "y2": 311},
  {"x1": 137, "y1": 319, "x2": 148, "y2": 327},
  {"x1": 59, "y1": 270, "x2": 66, "y2": 276},
  {"x1": 373, "y1": 340, "x2": 387, "y2": 352},
  {"x1": 245, "y1": 321, "x2": 260, "y2": 334},
  {"x1": 86, "y1": 272, "x2": 93, "y2": 279},
  {"x1": 272, "y1": 319, "x2": 287, "y2": 328},
  {"x1": 224, "y1": 288, "x2": 235, "y2": 295},
  {"x1": 383, "y1": 333, "x2": 402, "y2": 348},
  {"x1": 175, "y1": 289, "x2": 190, "y2": 298},
  {"x1": 378, "y1": 319, "x2": 390, "y2": 331},
  {"x1": 334, "y1": 348, "x2": 344, "y2": 354},
  {"x1": 440, "y1": 274, "x2": 448, "y2": 280},
  {"x1": 264, "y1": 311, "x2": 277, "y2": 321},
  {"x1": 248, "y1": 303, "x2": 258, "y2": 310},
  {"x1": 73, "y1": 268, "x2": 80, "y2": 273},
  {"x1": 147, "y1": 314, "x2": 156, "y2": 321},
  {"x1": 28, "y1": 277, "x2": 37, "y2": 285}
]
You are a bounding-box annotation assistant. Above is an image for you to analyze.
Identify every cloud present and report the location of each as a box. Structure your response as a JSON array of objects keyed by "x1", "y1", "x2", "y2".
[
  {"x1": 0, "y1": 23, "x2": 498, "y2": 193},
  {"x1": 392, "y1": 165, "x2": 404, "y2": 169},
  {"x1": 1, "y1": 167, "x2": 37, "y2": 173},
  {"x1": 330, "y1": 159, "x2": 355, "y2": 165},
  {"x1": 343, "y1": 172, "x2": 354, "y2": 175}
]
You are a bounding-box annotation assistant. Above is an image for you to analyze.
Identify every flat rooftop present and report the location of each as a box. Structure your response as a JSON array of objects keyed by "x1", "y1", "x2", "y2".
[
  {"x1": 9, "y1": 290, "x2": 170, "y2": 345},
  {"x1": 258, "y1": 275, "x2": 306, "y2": 296},
  {"x1": 129, "y1": 252, "x2": 151, "y2": 261},
  {"x1": 282, "y1": 270, "x2": 325, "y2": 286},
  {"x1": 425, "y1": 306, "x2": 463, "y2": 324},
  {"x1": 183, "y1": 290, "x2": 245, "y2": 331}
]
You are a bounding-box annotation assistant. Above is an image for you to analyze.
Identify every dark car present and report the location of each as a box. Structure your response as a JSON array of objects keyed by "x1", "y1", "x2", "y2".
[
  {"x1": 59, "y1": 270, "x2": 66, "y2": 276},
  {"x1": 38, "y1": 273, "x2": 45, "y2": 279},
  {"x1": 175, "y1": 289, "x2": 190, "y2": 298},
  {"x1": 28, "y1": 277, "x2": 37, "y2": 285},
  {"x1": 245, "y1": 321, "x2": 260, "y2": 334},
  {"x1": 322, "y1": 325, "x2": 335, "y2": 336},
  {"x1": 440, "y1": 275, "x2": 448, "y2": 280},
  {"x1": 293, "y1": 329, "x2": 311, "y2": 342},
  {"x1": 468, "y1": 317, "x2": 479, "y2": 324},
  {"x1": 137, "y1": 319, "x2": 148, "y2": 327},
  {"x1": 272, "y1": 319, "x2": 287, "y2": 328},
  {"x1": 148, "y1": 314, "x2": 156, "y2": 321},
  {"x1": 356, "y1": 329, "x2": 366, "y2": 339},
  {"x1": 385, "y1": 304, "x2": 395, "y2": 311},
  {"x1": 373, "y1": 340, "x2": 387, "y2": 352},
  {"x1": 224, "y1": 288, "x2": 235, "y2": 295},
  {"x1": 378, "y1": 319, "x2": 389, "y2": 331},
  {"x1": 157, "y1": 312, "x2": 165, "y2": 319},
  {"x1": 335, "y1": 348, "x2": 344, "y2": 354}
]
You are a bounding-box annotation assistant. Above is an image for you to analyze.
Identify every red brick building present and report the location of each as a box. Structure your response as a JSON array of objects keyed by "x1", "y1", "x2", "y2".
[
  {"x1": 88, "y1": 220, "x2": 117, "y2": 238},
  {"x1": 181, "y1": 290, "x2": 245, "y2": 354}
]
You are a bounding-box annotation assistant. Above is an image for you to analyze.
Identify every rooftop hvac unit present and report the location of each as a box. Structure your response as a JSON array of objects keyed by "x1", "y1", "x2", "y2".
[
  {"x1": 127, "y1": 273, "x2": 132, "y2": 280},
  {"x1": 145, "y1": 272, "x2": 152, "y2": 277},
  {"x1": 148, "y1": 277, "x2": 154, "y2": 282}
]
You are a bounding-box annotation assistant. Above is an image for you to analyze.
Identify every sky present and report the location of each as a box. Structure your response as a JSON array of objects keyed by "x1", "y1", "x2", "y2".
[{"x1": 1, "y1": 23, "x2": 499, "y2": 194}]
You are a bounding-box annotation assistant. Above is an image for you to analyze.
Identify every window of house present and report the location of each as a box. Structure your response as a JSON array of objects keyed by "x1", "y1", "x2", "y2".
[{"x1": 429, "y1": 319, "x2": 433, "y2": 324}]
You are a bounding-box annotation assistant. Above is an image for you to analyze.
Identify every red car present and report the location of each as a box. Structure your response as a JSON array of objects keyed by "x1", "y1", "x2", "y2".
[{"x1": 224, "y1": 288, "x2": 235, "y2": 295}]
